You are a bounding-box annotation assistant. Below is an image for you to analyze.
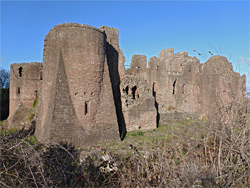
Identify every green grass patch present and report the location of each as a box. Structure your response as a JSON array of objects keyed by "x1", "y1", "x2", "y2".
[
  {"x1": 126, "y1": 130, "x2": 144, "y2": 137},
  {"x1": 0, "y1": 128, "x2": 18, "y2": 136},
  {"x1": 25, "y1": 136, "x2": 39, "y2": 145}
]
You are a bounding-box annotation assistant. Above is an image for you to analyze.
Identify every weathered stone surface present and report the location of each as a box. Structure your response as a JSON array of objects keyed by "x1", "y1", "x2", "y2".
[
  {"x1": 100, "y1": 25, "x2": 127, "y2": 136},
  {"x1": 9, "y1": 63, "x2": 42, "y2": 118},
  {"x1": 5, "y1": 103, "x2": 36, "y2": 131},
  {"x1": 120, "y1": 75, "x2": 157, "y2": 131},
  {"x1": 8, "y1": 24, "x2": 246, "y2": 148},
  {"x1": 126, "y1": 49, "x2": 246, "y2": 124},
  {"x1": 35, "y1": 23, "x2": 119, "y2": 148}
]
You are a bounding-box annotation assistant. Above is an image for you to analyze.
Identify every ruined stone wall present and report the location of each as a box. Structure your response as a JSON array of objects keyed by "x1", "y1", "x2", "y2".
[
  {"x1": 35, "y1": 23, "x2": 119, "y2": 147},
  {"x1": 125, "y1": 48, "x2": 246, "y2": 124},
  {"x1": 99, "y1": 26, "x2": 127, "y2": 135},
  {"x1": 9, "y1": 63, "x2": 42, "y2": 118},
  {"x1": 121, "y1": 55, "x2": 157, "y2": 131},
  {"x1": 8, "y1": 23, "x2": 247, "y2": 145}
]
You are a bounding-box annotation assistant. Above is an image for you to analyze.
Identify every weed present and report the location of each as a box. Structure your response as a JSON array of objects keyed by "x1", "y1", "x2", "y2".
[
  {"x1": 27, "y1": 112, "x2": 35, "y2": 120},
  {"x1": 25, "y1": 136, "x2": 39, "y2": 145},
  {"x1": 32, "y1": 95, "x2": 39, "y2": 108}
]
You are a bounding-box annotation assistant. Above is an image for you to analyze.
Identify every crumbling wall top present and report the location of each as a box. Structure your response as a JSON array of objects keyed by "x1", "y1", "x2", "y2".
[
  {"x1": 52, "y1": 23, "x2": 103, "y2": 32},
  {"x1": 99, "y1": 26, "x2": 119, "y2": 45},
  {"x1": 44, "y1": 23, "x2": 104, "y2": 42},
  {"x1": 158, "y1": 48, "x2": 174, "y2": 61},
  {"x1": 204, "y1": 55, "x2": 234, "y2": 73}
]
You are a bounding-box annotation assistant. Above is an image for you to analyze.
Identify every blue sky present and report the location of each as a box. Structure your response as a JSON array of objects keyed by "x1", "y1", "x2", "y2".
[{"x1": 1, "y1": 1, "x2": 249, "y2": 88}]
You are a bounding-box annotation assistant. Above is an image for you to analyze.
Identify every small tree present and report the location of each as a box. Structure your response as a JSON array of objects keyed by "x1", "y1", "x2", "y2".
[{"x1": 0, "y1": 68, "x2": 10, "y2": 120}]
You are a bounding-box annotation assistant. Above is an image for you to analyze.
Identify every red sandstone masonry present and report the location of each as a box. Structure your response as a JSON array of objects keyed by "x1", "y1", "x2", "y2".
[
  {"x1": 8, "y1": 23, "x2": 246, "y2": 147},
  {"x1": 9, "y1": 63, "x2": 42, "y2": 118}
]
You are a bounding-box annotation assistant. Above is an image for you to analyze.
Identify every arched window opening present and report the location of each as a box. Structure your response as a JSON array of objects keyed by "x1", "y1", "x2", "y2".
[
  {"x1": 18, "y1": 67, "x2": 23, "y2": 77},
  {"x1": 173, "y1": 79, "x2": 177, "y2": 95},
  {"x1": 156, "y1": 65, "x2": 159, "y2": 70},
  {"x1": 132, "y1": 86, "x2": 138, "y2": 100}
]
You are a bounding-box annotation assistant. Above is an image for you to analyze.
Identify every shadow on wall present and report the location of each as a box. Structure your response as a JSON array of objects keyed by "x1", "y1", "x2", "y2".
[
  {"x1": 106, "y1": 42, "x2": 127, "y2": 140},
  {"x1": 152, "y1": 82, "x2": 160, "y2": 126}
]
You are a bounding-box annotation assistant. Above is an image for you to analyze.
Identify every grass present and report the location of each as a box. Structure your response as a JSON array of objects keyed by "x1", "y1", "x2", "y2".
[
  {"x1": 0, "y1": 128, "x2": 18, "y2": 136},
  {"x1": 96, "y1": 119, "x2": 207, "y2": 155},
  {"x1": 25, "y1": 136, "x2": 39, "y2": 145}
]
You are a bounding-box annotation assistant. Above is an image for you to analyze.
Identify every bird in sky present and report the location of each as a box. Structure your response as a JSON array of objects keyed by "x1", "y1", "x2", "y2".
[{"x1": 208, "y1": 51, "x2": 213, "y2": 55}]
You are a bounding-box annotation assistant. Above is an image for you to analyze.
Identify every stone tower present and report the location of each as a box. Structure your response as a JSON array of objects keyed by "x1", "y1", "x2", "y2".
[
  {"x1": 9, "y1": 63, "x2": 42, "y2": 117},
  {"x1": 35, "y1": 23, "x2": 119, "y2": 147}
]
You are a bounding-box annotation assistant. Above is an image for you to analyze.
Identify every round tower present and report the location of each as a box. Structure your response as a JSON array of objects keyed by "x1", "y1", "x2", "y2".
[{"x1": 36, "y1": 23, "x2": 118, "y2": 146}]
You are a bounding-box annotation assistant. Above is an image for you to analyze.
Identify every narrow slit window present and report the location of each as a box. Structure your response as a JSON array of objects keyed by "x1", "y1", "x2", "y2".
[
  {"x1": 84, "y1": 101, "x2": 89, "y2": 116},
  {"x1": 173, "y1": 79, "x2": 177, "y2": 94},
  {"x1": 40, "y1": 72, "x2": 43, "y2": 80},
  {"x1": 35, "y1": 90, "x2": 38, "y2": 98},
  {"x1": 17, "y1": 87, "x2": 21, "y2": 95},
  {"x1": 18, "y1": 67, "x2": 23, "y2": 77}
]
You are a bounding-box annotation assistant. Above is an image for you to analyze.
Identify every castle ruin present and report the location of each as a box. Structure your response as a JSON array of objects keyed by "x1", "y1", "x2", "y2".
[{"x1": 9, "y1": 23, "x2": 246, "y2": 148}]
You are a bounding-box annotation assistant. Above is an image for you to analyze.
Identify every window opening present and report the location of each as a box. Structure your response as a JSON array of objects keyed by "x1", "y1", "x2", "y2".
[
  {"x1": 136, "y1": 66, "x2": 140, "y2": 73},
  {"x1": 40, "y1": 72, "x2": 43, "y2": 80},
  {"x1": 84, "y1": 101, "x2": 89, "y2": 116},
  {"x1": 18, "y1": 67, "x2": 23, "y2": 77},
  {"x1": 17, "y1": 87, "x2": 21, "y2": 95},
  {"x1": 35, "y1": 90, "x2": 38, "y2": 98},
  {"x1": 123, "y1": 86, "x2": 129, "y2": 95},
  {"x1": 132, "y1": 86, "x2": 138, "y2": 100},
  {"x1": 173, "y1": 79, "x2": 177, "y2": 94}
]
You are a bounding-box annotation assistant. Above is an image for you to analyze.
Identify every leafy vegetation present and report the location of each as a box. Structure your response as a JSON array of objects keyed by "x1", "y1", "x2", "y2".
[
  {"x1": 0, "y1": 68, "x2": 10, "y2": 120},
  {"x1": 32, "y1": 95, "x2": 39, "y2": 108}
]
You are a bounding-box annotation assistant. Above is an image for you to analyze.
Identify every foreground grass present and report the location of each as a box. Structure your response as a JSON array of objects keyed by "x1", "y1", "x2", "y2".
[{"x1": 1, "y1": 116, "x2": 250, "y2": 187}]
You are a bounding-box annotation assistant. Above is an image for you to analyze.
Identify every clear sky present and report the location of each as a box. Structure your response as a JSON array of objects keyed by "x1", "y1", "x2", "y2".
[{"x1": 1, "y1": 0, "x2": 250, "y2": 88}]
